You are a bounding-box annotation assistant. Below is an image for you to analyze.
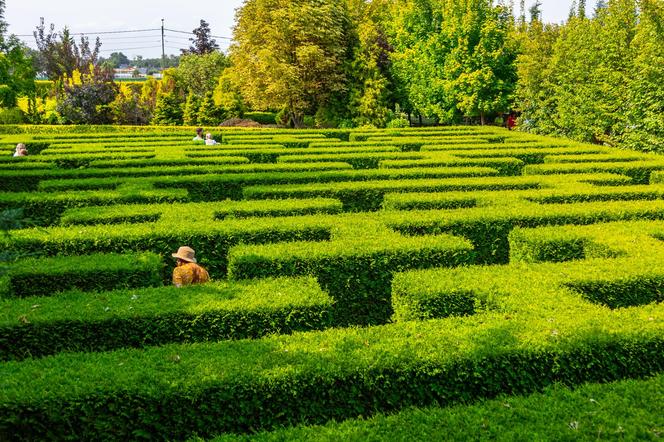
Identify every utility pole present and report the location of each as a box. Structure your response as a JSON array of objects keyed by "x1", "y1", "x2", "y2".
[{"x1": 161, "y1": 18, "x2": 166, "y2": 70}]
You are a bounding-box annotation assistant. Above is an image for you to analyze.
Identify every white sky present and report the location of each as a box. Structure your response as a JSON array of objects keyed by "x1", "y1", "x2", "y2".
[{"x1": 6, "y1": 1, "x2": 595, "y2": 59}]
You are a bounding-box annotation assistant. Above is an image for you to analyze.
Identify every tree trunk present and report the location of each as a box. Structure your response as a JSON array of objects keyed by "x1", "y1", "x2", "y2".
[{"x1": 480, "y1": 112, "x2": 485, "y2": 126}]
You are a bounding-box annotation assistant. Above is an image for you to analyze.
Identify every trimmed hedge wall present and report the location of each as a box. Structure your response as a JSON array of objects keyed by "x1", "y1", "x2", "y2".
[
  {"x1": 392, "y1": 219, "x2": 664, "y2": 321},
  {"x1": 0, "y1": 252, "x2": 163, "y2": 299},
  {"x1": 0, "y1": 277, "x2": 332, "y2": 361},
  {"x1": 0, "y1": 189, "x2": 189, "y2": 226},
  {"x1": 0, "y1": 308, "x2": 661, "y2": 440},
  {"x1": 59, "y1": 198, "x2": 344, "y2": 226},
  {"x1": 214, "y1": 374, "x2": 664, "y2": 441},
  {"x1": 228, "y1": 229, "x2": 474, "y2": 325},
  {"x1": 0, "y1": 215, "x2": 333, "y2": 277}
]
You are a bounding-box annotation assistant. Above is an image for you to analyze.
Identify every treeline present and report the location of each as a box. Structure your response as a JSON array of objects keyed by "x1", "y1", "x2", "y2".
[{"x1": 0, "y1": 0, "x2": 662, "y2": 151}]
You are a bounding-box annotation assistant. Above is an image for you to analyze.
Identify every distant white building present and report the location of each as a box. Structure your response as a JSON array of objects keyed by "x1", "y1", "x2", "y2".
[{"x1": 113, "y1": 66, "x2": 142, "y2": 79}]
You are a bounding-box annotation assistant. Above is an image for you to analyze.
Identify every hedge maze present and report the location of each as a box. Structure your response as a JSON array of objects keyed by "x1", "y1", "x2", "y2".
[{"x1": 0, "y1": 126, "x2": 662, "y2": 440}]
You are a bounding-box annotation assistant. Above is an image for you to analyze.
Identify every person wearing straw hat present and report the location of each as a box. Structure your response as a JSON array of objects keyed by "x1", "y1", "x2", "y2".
[{"x1": 171, "y1": 246, "x2": 210, "y2": 287}]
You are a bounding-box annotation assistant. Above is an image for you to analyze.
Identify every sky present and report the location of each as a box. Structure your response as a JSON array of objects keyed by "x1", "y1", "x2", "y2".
[{"x1": 6, "y1": 1, "x2": 596, "y2": 60}]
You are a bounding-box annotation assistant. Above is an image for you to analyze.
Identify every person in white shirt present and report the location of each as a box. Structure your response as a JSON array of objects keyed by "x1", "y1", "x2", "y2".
[
  {"x1": 205, "y1": 133, "x2": 218, "y2": 145},
  {"x1": 192, "y1": 127, "x2": 204, "y2": 142},
  {"x1": 13, "y1": 143, "x2": 27, "y2": 157}
]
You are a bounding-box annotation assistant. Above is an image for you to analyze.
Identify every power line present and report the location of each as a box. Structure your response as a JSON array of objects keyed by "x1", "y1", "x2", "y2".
[
  {"x1": 15, "y1": 28, "x2": 160, "y2": 38},
  {"x1": 92, "y1": 34, "x2": 162, "y2": 41},
  {"x1": 164, "y1": 28, "x2": 231, "y2": 39},
  {"x1": 98, "y1": 45, "x2": 164, "y2": 52}
]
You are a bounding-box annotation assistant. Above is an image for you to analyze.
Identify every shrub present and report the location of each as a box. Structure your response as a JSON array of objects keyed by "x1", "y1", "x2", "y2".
[
  {"x1": 0, "y1": 277, "x2": 332, "y2": 360},
  {"x1": 245, "y1": 112, "x2": 278, "y2": 125},
  {"x1": 0, "y1": 252, "x2": 163, "y2": 298},
  {"x1": 0, "y1": 108, "x2": 26, "y2": 124}
]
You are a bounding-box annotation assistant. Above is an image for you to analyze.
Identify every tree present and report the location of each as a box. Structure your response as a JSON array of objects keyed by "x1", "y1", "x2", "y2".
[
  {"x1": 183, "y1": 20, "x2": 219, "y2": 55},
  {"x1": 385, "y1": 0, "x2": 451, "y2": 122},
  {"x1": 56, "y1": 66, "x2": 118, "y2": 124},
  {"x1": 110, "y1": 82, "x2": 149, "y2": 125},
  {"x1": 197, "y1": 92, "x2": 222, "y2": 125},
  {"x1": 529, "y1": 1, "x2": 543, "y2": 23},
  {"x1": 578, "y1": 0, "x2": 587, "y2": 19},
  {"x1": 103, "y1": 52, "x2": 130, "y2": 68},
  {"x1": 34, "y1": 17, "x2": 101, "y2": 79},
  {"x1": 213, "y1": 71, "x2": 245, "y2": 120},
  {"x1": 0, "y1": 0, "x2": 35, "y2": 108},
  {"x1": 387, "y1": 0, "x2": 517, "y2": 125},
  {"x1": 177, "y1": 52, "x2": 228, "y2": 97},
  {"x1": 183, "y1": 93, "x2": 201, "y2": 126},
  {"x1": 230, "y1": 0, "x2": 351, "y2": 127},
  {"x1": 444, "y1": 0, "x2": 518, "y2": 125},
  {"x1": 620, "y1": 0, "x2": 664, "y2": 152},
  {"x1": 514, "y1": 18, "x2": 560, "y2": 133},
  {"x1": 152, "y1": 92, "x2": 184, "y2": 125},
  {"x1": 594, "y1": 0, "x2": 608, "y2": 17},
  {"x1": 344, "y1": 0, "x2": 395, "y2": 127}
]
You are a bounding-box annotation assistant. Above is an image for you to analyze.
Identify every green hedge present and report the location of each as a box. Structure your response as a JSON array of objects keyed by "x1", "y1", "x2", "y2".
[
  {"x1": 60, "y1": 198, "x2": 344, "y2": 226},
  {"x1": 244, "y1": 111, "x2": 278, "y2": 125},
  {"x1": 0, "y1": 189, "x2": 189, "y2": 226},
  {"x1": 80, "y1": 166, "x2": 498, "y2": 203},
  {"x1": 0, "y1": 252, "x2": 163, "y2": 299},
  {"x1": 392, "y1": 219, "x2": 664, "y2": 320},
  {"x1": 543, "y1": 153, "x2": 651, "y2": 163},
  {"x1": 524, "y1": 160, "x2": 664, "y2": 185},
  {"x1": 278, "y1": 152, "x2": 426, "y2": 169},
  {"x1": 2, "y1": 161, "x2": 352, "y2": 193},
  {"x1": 0, "y1": 305, "x2": 660, "y2": 440},
  {"x1": 228, "y1": 228, "x2": 474, "y2": 325},
  {"x1": 385, "y1": 196, "x2": 664, "y2": 264},
  {"x1": 379, "y1": 156, "x2": 524, "y2": 175},
  {"x1": 508, "y1": 226, "x2": 622, "y2": 263},
  {"x1": 244, "y1": 174, "x2": 538, "y2": 212},
  {"x1": 383, "y1": 181, "x2": 664, "y2": 212},
  {"x1": 214, "y1": 374, "x2": 664, "y2": 441},
  {"x1": 442, "y1": 146, "x2": 606, "y2": 165},
  {"x1": 0, "y1": 215, "x2": 333, "y2": 276},
  {"x1": 0, "y1": 277, "x2": 332, "y2": 361}
]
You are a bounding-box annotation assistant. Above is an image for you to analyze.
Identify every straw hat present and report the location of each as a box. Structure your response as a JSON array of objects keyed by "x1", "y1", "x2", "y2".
[{"x1": 172, "y1": 246, "x2": 197, "y2": 263}]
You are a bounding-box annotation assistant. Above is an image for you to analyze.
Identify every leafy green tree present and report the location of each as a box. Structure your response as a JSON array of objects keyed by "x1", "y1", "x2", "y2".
[
  {"x1": 183, "y1": 93, "x2": 201, "y2": 126},
  {"x1": 345, "y1": 0, "x2": 394, "y2": 127},
  {"x1": 230, "y1": 0, "x2": 351, "y2": 127},
  {"x1": 177, "y1": 52, "x2": 228, "y2": 98},
  {"x1": 386, "y1": 0, "x2": 450, "y2": 121},
  {"x1": 549, "y1": 0, "x2": 637, "y2": 143},
  {"x1": 387, "y1": 0, "x2": 516, "y2": 124},
  {"x1": 620, "y1": 0, "x2": 664, "y2": 152},
  {"x1": 514, "y1": 18, "x2": 560, "y2": 133},
  {"x1": 110, "y1": 83, "x2": 149, "y2": 125},
  {"x1": 152, "y1": 92, "x2": 184, "y2": 125},
  {"x1": 138, "y1": 76, "x2": 160, "y2": 122},
  {"x1": 197, "y1": 92, "x2": 222, "y2": 125},
  {"x1": 213, "y1": 71, "x2": 245, "y2": 119},
  {"x1": 0, "y1": 0, "x2": 35, "y2": 108},
  {"x1": 103, "y1": 52, "x2": 130, "y2": 68},
  {"x1": 443, "y1": 0, "x2": 518, "y2": 125}
]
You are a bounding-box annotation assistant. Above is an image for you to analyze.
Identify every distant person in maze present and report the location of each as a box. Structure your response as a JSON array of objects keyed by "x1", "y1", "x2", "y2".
[
  {"x1": 13, "y1": 143, "x2": 28, "y2": 157},
  {"x1": 171, "y1": 246, "x2": 210, "y2": 287},
  {"x1": 193, "y1": 127, "x2": 204, "y2": 142},
  {"x1": 205, "y1": 133, "x2": 218, "y2": 145}
]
